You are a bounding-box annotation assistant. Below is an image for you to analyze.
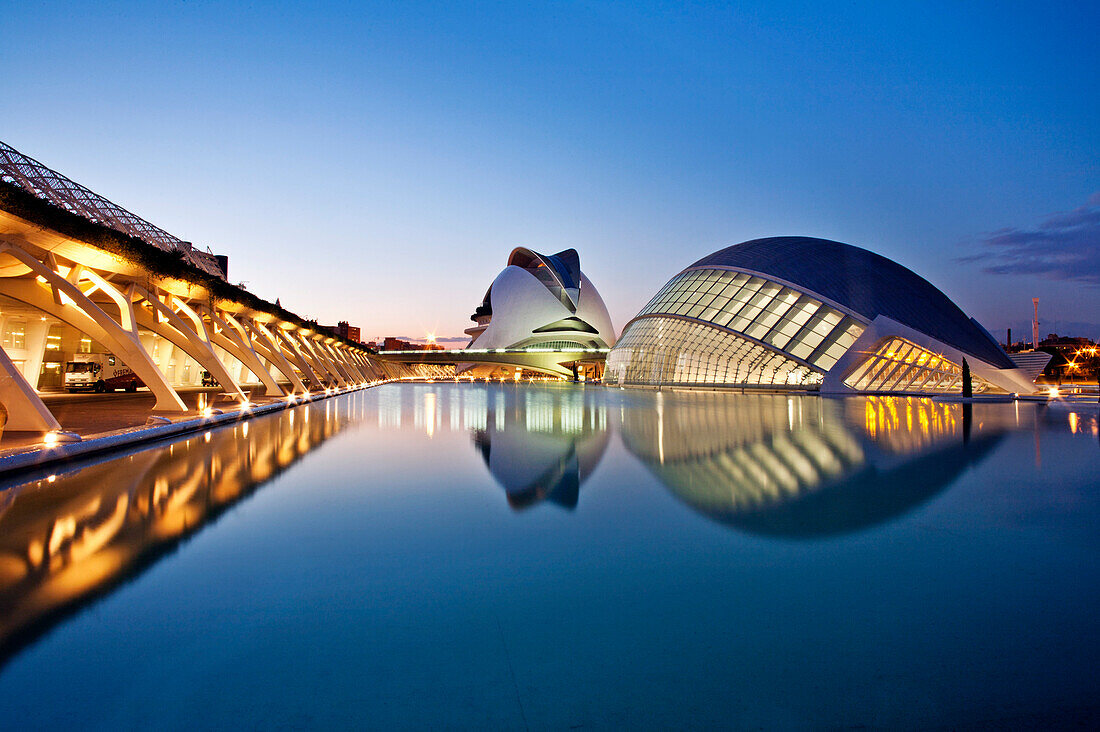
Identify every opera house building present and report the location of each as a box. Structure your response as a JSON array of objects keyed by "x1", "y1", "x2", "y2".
[
  {"x1": 461, "y1": 247, "x2": 615, "y2": 378},
  {"x1": 606, "y1": 237, "x2": 1036, "y2": 395}
]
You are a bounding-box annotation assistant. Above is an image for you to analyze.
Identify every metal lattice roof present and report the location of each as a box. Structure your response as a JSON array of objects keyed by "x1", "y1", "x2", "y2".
[{"x1": 0, "y1": 140, "x2": 225, "y2": 278}]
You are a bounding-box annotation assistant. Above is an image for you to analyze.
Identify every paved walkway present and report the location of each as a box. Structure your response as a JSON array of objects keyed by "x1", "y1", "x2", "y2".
[{"x1": 0, "y1": 387, "x2": 285, "y2": 451}]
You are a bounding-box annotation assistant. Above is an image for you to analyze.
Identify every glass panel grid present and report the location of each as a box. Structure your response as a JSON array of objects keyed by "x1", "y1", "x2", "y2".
[
  {"x1": 605, "y1": 316, "x2": 823, "y2": 387},
  {"x1": 620, "y1": 268, "x2": 867, "y2": 378},
  {"x1": 843, "y1": 337, "x2": 997, "y2": 393}
]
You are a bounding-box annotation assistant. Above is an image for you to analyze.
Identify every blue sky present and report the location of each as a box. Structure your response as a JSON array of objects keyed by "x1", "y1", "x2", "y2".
[{"x1": 3, "y1": 1, "x2": 1098, "y2": 341}]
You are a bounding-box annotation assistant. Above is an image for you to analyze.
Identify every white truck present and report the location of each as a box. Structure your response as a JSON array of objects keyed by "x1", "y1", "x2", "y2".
[{"x1": 64, "y1": 353, "x2": 144, "y2": 393}]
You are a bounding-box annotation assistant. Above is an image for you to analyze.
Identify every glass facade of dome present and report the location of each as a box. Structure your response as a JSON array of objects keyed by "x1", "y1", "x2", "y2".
[
  {"x1": 607, "y1": 316, "x2": 822, "y2": 386},
  {"x1": 607, "y1": 268, "x2": 866, "y2": 387},
  {"x1": 605, "y1": 237, "x2": 1032, "y2": 394}
]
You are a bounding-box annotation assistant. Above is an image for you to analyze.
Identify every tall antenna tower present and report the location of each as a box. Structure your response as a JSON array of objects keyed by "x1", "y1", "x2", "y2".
[{"x1": 1032, "y1": 298, "x2": 1040, "y2": 348}]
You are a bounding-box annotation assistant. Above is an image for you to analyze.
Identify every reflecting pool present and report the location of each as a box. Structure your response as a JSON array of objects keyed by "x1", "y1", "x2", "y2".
[{"x1": 0, "y1": 384, "x2": 1097, "y2": 729}]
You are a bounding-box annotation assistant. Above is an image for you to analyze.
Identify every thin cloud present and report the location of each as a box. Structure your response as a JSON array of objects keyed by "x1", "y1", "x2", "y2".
[{"x1": 961, "y1": 193, "x2": 1100, "y2": 285}]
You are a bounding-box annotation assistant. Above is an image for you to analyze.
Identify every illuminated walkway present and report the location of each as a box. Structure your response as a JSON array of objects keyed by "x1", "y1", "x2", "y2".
[{"x1": 0, "y1": 141, "x2": 404, "y2": 437}]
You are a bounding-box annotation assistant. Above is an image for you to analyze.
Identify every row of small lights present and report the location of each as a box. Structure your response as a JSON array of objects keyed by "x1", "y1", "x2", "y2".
[{"x1": 41, "y1": 379, "x2": 375, "y2": 447}]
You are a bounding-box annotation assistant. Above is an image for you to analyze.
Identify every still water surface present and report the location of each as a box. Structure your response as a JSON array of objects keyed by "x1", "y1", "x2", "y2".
[{"x1": 0, "y1": 383, "x2": 1097, "y2": 729}]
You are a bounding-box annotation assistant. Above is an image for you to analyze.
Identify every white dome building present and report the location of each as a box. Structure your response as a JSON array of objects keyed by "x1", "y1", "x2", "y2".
[
  {"x1": 606, "y1": 237, "x2": 1037, "y2": 394},
  {"x1": 465, "y1": 248, "x2": 616, "y2": 357}
]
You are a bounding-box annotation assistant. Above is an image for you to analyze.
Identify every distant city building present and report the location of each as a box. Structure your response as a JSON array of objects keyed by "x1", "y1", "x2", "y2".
[
  {"x1": 464, "y1": 247, "x2": 615, "y2": 351},
  {"x1": 1038, "y1": 333, "x2": 1094, "y2": 353},
  {"x1": 322, "y1": 321, "x2": 360, "y2": 343},
  {"x1": 1033, "y1": 334, "x2": 1098, "y2": 381},
  {"x1": 606, "y1": 236, "x2": 1037, "y2": 394},
  {"x1": 382, "y1": 337, "x2": 443, "y2": 351},
  {"x1": 318, "y1": 321, "x2": 360, "y2": 342}
]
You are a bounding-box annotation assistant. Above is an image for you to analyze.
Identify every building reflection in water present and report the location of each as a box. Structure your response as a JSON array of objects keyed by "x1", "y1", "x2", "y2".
[
  {"x1": 473, "y1": 386, "x2": 609, "y2": 510},
  {"x1": 374, "y1": 383, "x2": 611, "y2": 510},
  {"x1": 620, "y1": 391, "x2": 1005, "y2": 539},
  {"x1": 0, "y1": 394, "x2": 369, "y2": 666}
]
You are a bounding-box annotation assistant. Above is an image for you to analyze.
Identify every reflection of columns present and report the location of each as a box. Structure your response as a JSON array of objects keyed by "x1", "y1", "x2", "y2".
[
  {"x1": 246, "y1": 319, "x2": 307, "y2": 394},
  {"x1": 132, "y1": 289, "x2": 247, "y2": 402},
  {"x1": 0, "y1": 245, "x2": 186, "y2": 412},
  {"x1": 205, "y1": 310, "x2": 285, "y2": 396},
  {"x1": 0, "y1": 343, "x2": 61, "y2": 431}
]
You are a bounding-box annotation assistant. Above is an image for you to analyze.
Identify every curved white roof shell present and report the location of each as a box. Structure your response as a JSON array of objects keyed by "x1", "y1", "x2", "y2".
[{"x1": 467, "y1": 247, "x2": 616, "y2": 352}]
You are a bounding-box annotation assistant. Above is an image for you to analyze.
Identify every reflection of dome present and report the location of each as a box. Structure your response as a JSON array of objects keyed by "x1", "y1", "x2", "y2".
[
  {"x1": 620, "y1": 391, "x2": 1002, "y2": 538},
  {"x1": 720, "y1": 439, "x2": 999, "y2": 538},
  {"x1": 466, "y1": 247, "x2": 616, "y2": 351},
  {"x1": 472, "y1": 386, "x2": 609, "y2": 511},
  {"x1": 606, "y1": 237, "x2": 1034, "y2": 394}
]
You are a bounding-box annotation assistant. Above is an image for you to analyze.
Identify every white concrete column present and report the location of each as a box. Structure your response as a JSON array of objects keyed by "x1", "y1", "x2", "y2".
[
  {"x1": 316, "y1": 339, "x2": 356, "y2": 384},
  {"x1": 0, "y1": 245, "x2": 187, "y2": 412},
  {"x1": 324, "y1": 342, "x2": 360, "y2": 383},
  {"x1": 22, "y1": 318, "x2": 50, "y2": 390},
  {"x1": 206, "y1": 310, "x2": 286, "y2": 397},
  {"x1": 273, "y1": 329, "x2": 321, "y2": 390},
  {"x1": 293, "y1": 332, "x2": 347, "y2": 387},
  {"x1": 131, "y1": 290, "x2": 248, "y2": 402},
  {"x1": 341, "y1": 348, "x2": 367, "y2": 382},
  {"x1": 309, "y1": 336, "x2": 350, "y2": 387},
  {"x1": 245, "y1": 319, "x2": 307, "y2": 395},
  {"x1": 0, "y1": 343, "x2": 61, "y2": 432}
]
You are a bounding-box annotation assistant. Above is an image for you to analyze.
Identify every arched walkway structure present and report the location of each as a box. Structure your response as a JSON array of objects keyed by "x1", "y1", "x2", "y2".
[{"x1": 0, "y1": 140, "x2": 394, "y2": 435}]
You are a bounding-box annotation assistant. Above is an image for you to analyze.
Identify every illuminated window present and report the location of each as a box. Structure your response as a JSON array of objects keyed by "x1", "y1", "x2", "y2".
[
  {"x1": 46, "y1": 324, "x2": 63, "y2": 351},
  {"x1": 79, "y1": 335, "x2": 93, "y2": 353},
  {"x1": 2, "y1": 321, "x2": 26, "y2": 350},
  {"x1": 606, "y1": 316, "x2": 822, "y2": 387},
  {"x1": 615, "y1": 267, "x2": 868, "y2": 386},
  {"x1": 843, "y1": 338, "x2": 999, "y2": 393}
]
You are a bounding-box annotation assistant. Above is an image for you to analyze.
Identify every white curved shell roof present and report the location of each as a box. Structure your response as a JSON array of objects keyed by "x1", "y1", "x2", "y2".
[{"x1": 468, "y1": 248, "x2": 616, "y2": 351}]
